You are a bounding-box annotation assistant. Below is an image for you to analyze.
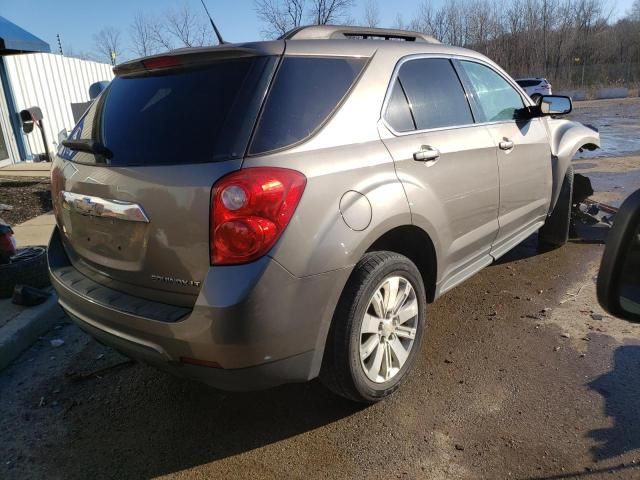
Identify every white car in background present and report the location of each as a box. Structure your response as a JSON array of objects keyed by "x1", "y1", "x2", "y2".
[{"x1": 515, "y1": 77, "x2": 552, "y2": 101}]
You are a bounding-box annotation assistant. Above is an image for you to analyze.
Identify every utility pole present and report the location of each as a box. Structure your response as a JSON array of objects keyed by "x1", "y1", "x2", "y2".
[{"x1": 56, "y1": 34, "x2": 64, "y2": 56}]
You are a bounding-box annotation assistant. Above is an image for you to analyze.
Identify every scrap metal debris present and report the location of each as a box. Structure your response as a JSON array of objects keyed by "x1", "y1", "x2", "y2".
[{"x1": 568, "y1": 173, "x2": 618, "y2": 245}]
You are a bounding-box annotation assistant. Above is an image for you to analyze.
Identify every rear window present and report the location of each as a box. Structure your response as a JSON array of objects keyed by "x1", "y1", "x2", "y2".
[
  {"x1": 249, "y1": 56, "x2": 367, "y2": 155},
  {"x1": 516, "y1": 80, "x2": 541, "y2": 88},
  {"x1": 62, "y1": 57, "x2": 276, "y2": 166}
]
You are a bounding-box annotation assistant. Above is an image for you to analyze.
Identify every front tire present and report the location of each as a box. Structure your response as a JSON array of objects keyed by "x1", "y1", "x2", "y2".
[
  {"x1": 320, "y1": 251, "x2": 427, "y2": 403},
  {"x1": 539, "y1": 166, "x2": 574, "y2": 249}
]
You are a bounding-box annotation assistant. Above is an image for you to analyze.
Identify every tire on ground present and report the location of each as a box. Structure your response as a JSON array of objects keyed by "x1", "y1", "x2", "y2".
[
  {"x1": 0, "y1": 246, "x2": 50, "y2": 298},
  {"x1": 320, "y1": 251, "x2": 427, "y2": 403},
  {"x1": 538, "y1": 166, "x2": 574, "y2": 249}
]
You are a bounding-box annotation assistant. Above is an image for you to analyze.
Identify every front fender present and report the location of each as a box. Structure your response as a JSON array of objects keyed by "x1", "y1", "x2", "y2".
[{"x1": 546, "y1": 118, "x2": 600, "y2": 212}]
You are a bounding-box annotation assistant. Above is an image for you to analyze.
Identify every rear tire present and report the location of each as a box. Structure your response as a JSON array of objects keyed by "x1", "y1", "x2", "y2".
[
  {"x1": 539, "y1": 166, "x2": 574, "y2": 249},
  {"x1": 320, "y1": 251, "x2": 427, "y2": 403}
]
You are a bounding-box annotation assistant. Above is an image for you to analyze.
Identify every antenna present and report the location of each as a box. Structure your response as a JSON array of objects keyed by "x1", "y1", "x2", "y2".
[{"x1": 199, "y1": 0, "x2": 226, "y2": 45}]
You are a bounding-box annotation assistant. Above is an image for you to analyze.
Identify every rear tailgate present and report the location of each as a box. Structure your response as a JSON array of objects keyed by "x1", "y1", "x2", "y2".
[{"x1": 51, "y1": 46, "x2": 281, "y2": 306}]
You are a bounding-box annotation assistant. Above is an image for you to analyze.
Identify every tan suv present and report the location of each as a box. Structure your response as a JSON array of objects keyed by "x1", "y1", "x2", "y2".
[{"x1": 49, "y1": 26, "x2": 600, "y2": 402}]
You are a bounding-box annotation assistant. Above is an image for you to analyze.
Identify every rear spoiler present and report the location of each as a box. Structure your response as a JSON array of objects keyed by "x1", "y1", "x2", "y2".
[{"x1": 113, "y1": 45, "x2": 276, "y2": 77}]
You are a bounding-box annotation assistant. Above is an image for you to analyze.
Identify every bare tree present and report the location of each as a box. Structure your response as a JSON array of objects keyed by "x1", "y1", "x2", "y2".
[
  {"x1": 149, "y1": 17, "x2": 175, "y2": 51},
  {"x1": 255, "y1": 0, "x2": 306, "y2": 38},
  {"x1": 165, "y1": 3, "x2": 211, "y2": 47},
  {"x1": 93, "y1": 27, "x2": 122, "y2": 65},
  {"x1": 129, "y1": 12, "x2": 159, "y2": 57},
  {"x1": 362, "y1": 0, "x2": 380, "y2": 27},
  {"x1": 631, "y1": 0, "x2": 640, "y2": 20},
  {"x1": 393, "y1": 13, "x2": 407, "y2": 30},
  {"x1": 309, "y1": 0, "x2": 355, "y2": 25}
]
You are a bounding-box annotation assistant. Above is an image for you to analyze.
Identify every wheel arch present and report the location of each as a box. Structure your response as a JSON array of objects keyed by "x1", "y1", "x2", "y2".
[
  {"x1": 546, "y1": 118, "x2": 600, "y2": 213},
  {"x1": 365, "y1": 225, "x2": 438, "y2": 303}
]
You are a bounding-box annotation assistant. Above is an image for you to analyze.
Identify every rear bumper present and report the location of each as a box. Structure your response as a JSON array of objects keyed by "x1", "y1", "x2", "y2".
[{"x1": 48, "y1": 227, "x2": 351, "y2": 391}]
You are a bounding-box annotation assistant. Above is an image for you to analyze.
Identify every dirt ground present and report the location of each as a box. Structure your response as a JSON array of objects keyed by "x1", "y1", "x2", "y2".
[
  {"x1": 3, "y1": 234, "x2": 640, "y2": 480},
  {"x1": 0, "y1": 177, "x2": 52, "y2": 226}
]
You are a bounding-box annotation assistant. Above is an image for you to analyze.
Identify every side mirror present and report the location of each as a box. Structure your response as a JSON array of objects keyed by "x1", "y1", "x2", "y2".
[
  {"x1": 597, "y1": 189, "x2": 640, "y2": 322},
  {"x1": 538, "y1": 95, "x2": 572, "y2": 116}
]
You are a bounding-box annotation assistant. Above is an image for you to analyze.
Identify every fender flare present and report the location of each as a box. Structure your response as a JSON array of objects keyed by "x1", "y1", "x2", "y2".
[{"x1": 547, "y1": 119, "x2": 600, "y2": 213}]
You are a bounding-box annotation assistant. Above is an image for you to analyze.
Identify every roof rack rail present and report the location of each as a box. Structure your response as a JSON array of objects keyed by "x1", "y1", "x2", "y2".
[{"x1": 281, "y1": 25, "x2": 440, "y2": 44}]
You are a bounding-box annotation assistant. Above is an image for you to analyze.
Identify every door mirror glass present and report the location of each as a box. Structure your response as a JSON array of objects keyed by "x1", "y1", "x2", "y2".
[
  {"x1": 597, "y1": 189, "x2": 640, "y2": 322},
  {"x1": 539, "y1": 95, "x2": 572, "y2": 115}
]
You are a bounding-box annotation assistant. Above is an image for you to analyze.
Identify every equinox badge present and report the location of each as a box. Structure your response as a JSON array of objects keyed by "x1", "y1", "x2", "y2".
[{"x1": 151, "y1": 274, "x2": 202, "y2": 288}]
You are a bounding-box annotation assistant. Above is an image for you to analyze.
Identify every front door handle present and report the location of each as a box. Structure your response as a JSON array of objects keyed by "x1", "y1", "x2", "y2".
[
  {"x1": 499, "y1": 139, "x2": 515, "y2": 150},
  {"x1": 413, "y1": 146, "x2": 440, "y2": 162}
]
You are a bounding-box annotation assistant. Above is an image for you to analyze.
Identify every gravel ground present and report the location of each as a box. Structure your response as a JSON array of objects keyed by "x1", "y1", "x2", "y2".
[
  {"x1": 0, "y1": 177, "x2": 52, "y2": 226},
  {"x1": 2, "y1": 233, "x2": 640, "y2": 480}
]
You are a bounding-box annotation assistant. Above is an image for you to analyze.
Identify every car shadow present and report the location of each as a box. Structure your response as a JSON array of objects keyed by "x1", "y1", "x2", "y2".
[
  {"x1": 57, "y1": 362, "x2": 363, "y2": 478},
  {"x1": 587, "y1": 345, "x2": 640, "y2": 461},
  {"x1": 518, "y1": 344, "x2": 640, "y2": 480},
  {"x1": 491, "y1": 222, "x2": 610, "y2": 267}
]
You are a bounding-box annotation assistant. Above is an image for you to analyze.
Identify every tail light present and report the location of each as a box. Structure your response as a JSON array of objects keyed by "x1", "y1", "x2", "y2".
[
  {"x1": 142, "y1": 56, "x2": 180, "y2": 71},
  {"x1": 210, "y1": 167, "x2": 306, "y2": 265}
]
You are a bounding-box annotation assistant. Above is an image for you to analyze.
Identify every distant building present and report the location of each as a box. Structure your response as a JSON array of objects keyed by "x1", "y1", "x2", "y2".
[{"x1": 0, "y1": 16, "x2": 113, "y2": 167}]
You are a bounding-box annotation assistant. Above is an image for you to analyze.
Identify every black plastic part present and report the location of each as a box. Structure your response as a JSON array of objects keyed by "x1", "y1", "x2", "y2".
[
  {"x1": 12, "y1": 284, "x2": 51, "y2": 306},
  {"x1": 61, "y1": 139, "x2": 113, "y2": 158},
  {"x1": 597, "y1": 188, "x2": 640, "y2": 322},
  {"x1": 0, "y1": 246, "x2": 49, "y2": 298}
]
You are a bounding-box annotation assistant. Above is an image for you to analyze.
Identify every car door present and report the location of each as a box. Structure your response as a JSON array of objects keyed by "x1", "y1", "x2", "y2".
[
  {"x1": 456, "y1": 60, "x2": 552, "y2": 258},
  {"x1": 379, "y1": 57, "x2": 500, "y2": 293}
]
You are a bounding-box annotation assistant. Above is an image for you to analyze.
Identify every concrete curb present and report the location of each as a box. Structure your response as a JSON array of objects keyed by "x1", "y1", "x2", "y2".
[{"x1": 0, "y1": 293, "x2": 66, "y2": 371}]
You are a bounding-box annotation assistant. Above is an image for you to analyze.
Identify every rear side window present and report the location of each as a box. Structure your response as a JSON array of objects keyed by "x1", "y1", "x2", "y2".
[
  {"x1": 460, "y1": 61, "x2": 525, "y2": 122},
  {"x1": 63, "y1": 57, "x2": 275, "y2": 166},
  {"x1": 249, "y1": 56, "x2": 367, "y2": 155},
  {"x1": 390, "y1": 58, "x2": 473, "y2": 131},
  {"x1": 385, "y1": 80, "x2": 415, "y2": 132}
]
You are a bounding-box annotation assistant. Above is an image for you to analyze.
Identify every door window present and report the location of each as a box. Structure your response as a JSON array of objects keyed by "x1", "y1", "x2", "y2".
[
  {"x1": 459, "y1": 61, "x2": 525, "y2": 122},
  {"x1": 385, "y1": 58, "x2": 473, "y2": 132}
]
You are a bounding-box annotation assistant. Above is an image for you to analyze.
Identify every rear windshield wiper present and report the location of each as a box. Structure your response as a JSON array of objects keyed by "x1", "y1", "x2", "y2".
[{"x1": 61, "y1": 139, "x2": 113, "y2": 159}]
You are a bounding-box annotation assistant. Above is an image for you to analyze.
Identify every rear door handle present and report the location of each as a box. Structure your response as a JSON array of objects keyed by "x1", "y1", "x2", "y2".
[
  {"x1": 413, "y1": 146, "x2": 440, "y2": 163},
  {"x1": 499, "y1": 139, "x2": 514, "y2": 150}
]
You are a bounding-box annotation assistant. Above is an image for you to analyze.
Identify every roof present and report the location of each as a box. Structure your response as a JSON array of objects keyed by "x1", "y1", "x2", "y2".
[{"x1": 0, "y1": 16, "x2": 50, "y2": 55}]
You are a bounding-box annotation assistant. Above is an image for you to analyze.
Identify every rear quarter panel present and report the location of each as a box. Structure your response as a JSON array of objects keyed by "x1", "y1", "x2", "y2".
[{"x1": 244, "y1": 47, "x2": 420, "y2": 279}]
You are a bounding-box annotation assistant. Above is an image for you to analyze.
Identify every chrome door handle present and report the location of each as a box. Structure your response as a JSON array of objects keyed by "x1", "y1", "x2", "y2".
[
  {"x1": 413, "y1": 146, "x2": 440, "y2": 162},
  {"x1": 499, "y1": 139, "x2": 514, "y2": 150}
]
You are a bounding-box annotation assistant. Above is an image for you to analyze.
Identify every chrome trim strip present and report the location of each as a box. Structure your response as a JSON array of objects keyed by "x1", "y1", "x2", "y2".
[{"x1": 61, "y1": 191, "x2": 150, "y2": 223}]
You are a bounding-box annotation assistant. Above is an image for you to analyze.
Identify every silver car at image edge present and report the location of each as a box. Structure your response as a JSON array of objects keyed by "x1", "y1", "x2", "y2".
[{"x1": 48, "y1": 26, "x2": 600, "y2": 403}]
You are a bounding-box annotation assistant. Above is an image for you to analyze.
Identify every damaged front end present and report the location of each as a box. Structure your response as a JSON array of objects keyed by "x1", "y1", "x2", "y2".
[{"x1": 546, "y1": 119, "x2": 600, "y2": 213}]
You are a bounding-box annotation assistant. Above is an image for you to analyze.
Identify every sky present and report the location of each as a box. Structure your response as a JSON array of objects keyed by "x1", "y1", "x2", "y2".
[{"x1": 0, "y1": 0, "x2": 635, "y2": 61}]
